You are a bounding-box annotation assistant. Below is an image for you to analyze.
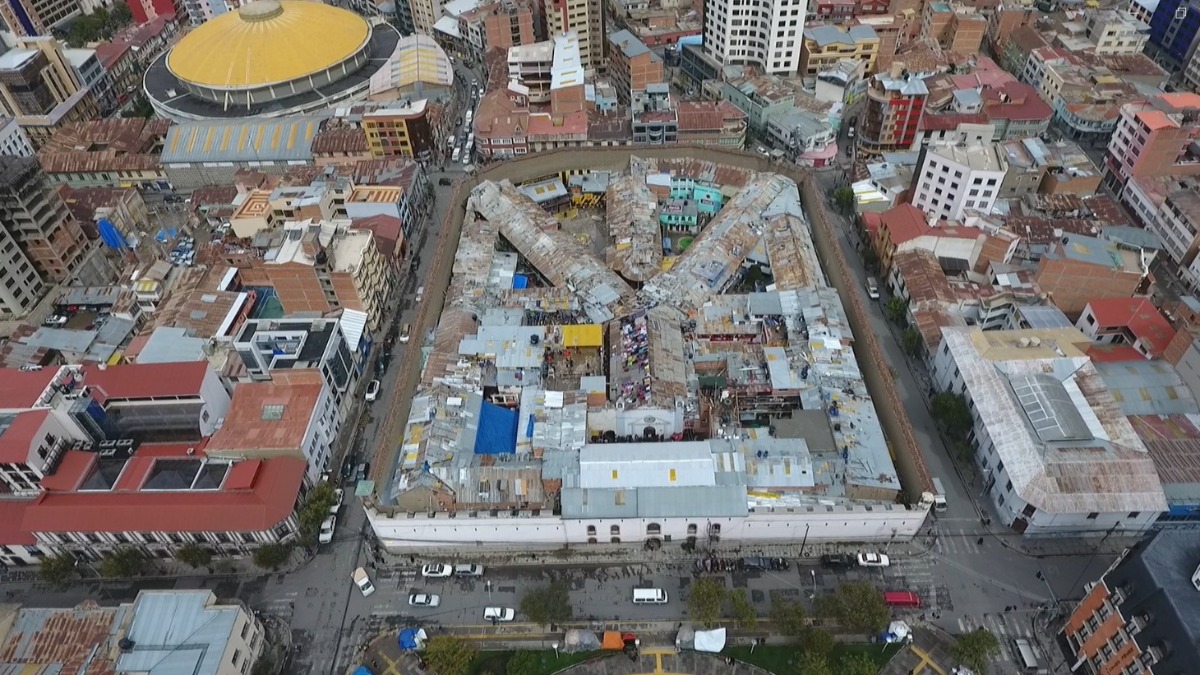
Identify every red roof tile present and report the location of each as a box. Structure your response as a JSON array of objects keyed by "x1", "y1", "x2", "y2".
[
  {"x1": 1086, "y1": 297, "x2": 1176, "y2": 356},
  {"x1": 0, "y1": 369, "x2": 56, "y2": 410},
  {"x1": 0, "y1": 410, "x2": 49, "y2": 464},
  {"x1": 1086, "y1": 344, "x2": 1146, "y2": 363},
  {"x1": 880, "y1": 204, "x2": 930, "y2": 245},
  {"x1": 207, "y1": 373, "x2": 323, "y2": 453},
  {"x1": 23, "y1": 455, "x2": 305, "y2": 534},
  {"x1": 0, "y1": 499, "x2": 36, "y2": 545},
  {"x1": 81, "y1": 361, "x2": 209, "y2": 401}
]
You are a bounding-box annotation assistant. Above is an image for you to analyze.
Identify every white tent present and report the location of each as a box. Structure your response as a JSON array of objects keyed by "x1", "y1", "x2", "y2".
[{"x1": 693, "y1": 628, "x2": 727, "y2": 653}]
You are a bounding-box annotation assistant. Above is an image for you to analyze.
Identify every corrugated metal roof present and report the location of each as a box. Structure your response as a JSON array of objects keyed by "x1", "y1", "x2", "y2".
[
  {"x1": 339, "y1": 308, "x2": 369, "y2": 351},
  {"x1": 1095, "y1": 360, "x2": 1199, "y2": 417},
  {"x1": 560, "y1": 484, "x2": 747, "y2": 519},
  {"x1": 579, "y1": 442, "x2": 716, "y2": 489},
  {"x1": 161, "y1": 117, "x2": 325, "y2": 164},
  {"x1": 117, "y1": 591, "x2": 240, "y2": 675}
]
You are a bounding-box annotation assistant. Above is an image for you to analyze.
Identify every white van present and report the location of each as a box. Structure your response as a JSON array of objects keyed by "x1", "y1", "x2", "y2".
[
  {"x1": 632, "y1": 588, "x2": 668, "y2": 604},
  {"x1": 865, "y1": 276, "x2": 880, "y2": 300},
  {"x1": 451, "y1": 147, "x2": 461, "y2": 162},
  {"x1": 1010, "y1": 638, "x2": 1044, "y2": 673},
  {"x1": 352, "y1": 567, "x2": 376, "y2": 596}
]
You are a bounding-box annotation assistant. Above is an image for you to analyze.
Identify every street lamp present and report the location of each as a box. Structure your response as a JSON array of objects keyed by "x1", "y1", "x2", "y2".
[
  {"x1": 809, "y1": 569, "x2": 817, "y2": 599},
  {"x1": 552, "y1": 643, "x2": 559, "y2": 659}
]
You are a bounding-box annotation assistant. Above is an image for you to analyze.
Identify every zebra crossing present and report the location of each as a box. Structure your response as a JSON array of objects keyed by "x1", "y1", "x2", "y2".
[{"x1": 932, "y1": 526, "x2": 986, "y2": 556}]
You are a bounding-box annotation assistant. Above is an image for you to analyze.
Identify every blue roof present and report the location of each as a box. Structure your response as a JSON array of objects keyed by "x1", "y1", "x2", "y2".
[
  {"x1": 512, "y1": 274, "x2": 529, "y2": 289},
  {"x1": 474, "y1": 401, "x2": 518, "y2": 455}
]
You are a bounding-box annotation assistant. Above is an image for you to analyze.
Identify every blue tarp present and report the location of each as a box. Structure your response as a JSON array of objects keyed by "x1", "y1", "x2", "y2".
[
  {"x1": 474, "y1": 402, "x2": 518, "y2": 455},
  {"x1": 399, "y1": 628, "x2": 422, "y2": 650},
  {"x1": 526, "y1": 413, "x2": 536, "y2": 438},
  {"x1": 512, "y1": 275, "x2": 528, "y2": 289},
  {"x1": 353, "y1": 667, "x2": 373, "y2": 675},
  {"x1": 98, "y1": 219, "x2": 128, "y2": 250},
  {"x1": 155, "y1": 227, "x2": 178, "y2": 243}
]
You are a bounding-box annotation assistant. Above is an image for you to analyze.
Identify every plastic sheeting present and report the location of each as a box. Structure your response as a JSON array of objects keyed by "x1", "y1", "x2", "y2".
[
  {"x1": 399, "y1": 627, "x2": 428, "y2": 650},
  {"x1": 601, "y1": 631, "x2": 625, "y2": 650},
  {"x1": 881, "y1": 621, "x2": 912, "y2": 644},
  {"x1": 693, "y1": 628, "x2": 726, "y2": 653},
  {"x1": 562, "y1": 629, "x2": 601, "y2": 653}
]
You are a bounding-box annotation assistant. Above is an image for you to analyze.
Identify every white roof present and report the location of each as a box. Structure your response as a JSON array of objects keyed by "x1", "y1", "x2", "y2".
[
  {"x1": 551, "y1": 32, "x2": 584, "y2": 90},
  {"x1": 578, "y1": 442, "x2": 716, "y2": 489}
]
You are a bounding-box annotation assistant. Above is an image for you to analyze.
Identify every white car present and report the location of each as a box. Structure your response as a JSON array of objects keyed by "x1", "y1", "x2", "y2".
[
  {"x1": 422, "y1": 563, "x2": 453, "y2": 578},
  {"x1": 857, "y1": 552, "x2": 890, "y2": 567},
  {"x1": 408, "y1": 593, "x2": 441, "y2": 607},
  {"x1": 483, "y1": 607, "x2": 515, "y2": 622},
  {"x1": 318, "y1": 515, "x2": 337, "y2": 544},
  {"x1": 365, "y1": 379, "x2": 381, "y2": 402},
  {"x1": 329, "y1": 488, "x2": 344, "y2": 514},
  {"x1": 43, "y1": 315, "x2": 68, "y2": 327},
  {"x1": 353, "y1": 567, "x2": 375, "y2": 596},
  {"x1": 454, "y1": 563, "x2": 485, "y2": 577}
]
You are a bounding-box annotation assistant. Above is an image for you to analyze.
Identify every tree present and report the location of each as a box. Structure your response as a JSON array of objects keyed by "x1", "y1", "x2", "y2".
[
  {"x1": 519, "y1": 582, "x2": 572, "y2": 626},
  {"x1": 253, "y1": 543, "x2": 292, "y2": 570},
  {"x1": 798, "y1": 627, "x2": 835, "y2": 658},
  {"x1": 687, "y1": 578, "x2": 726, "y2": 628},
  {"x1": 423, "y1": 636, "x2": 476, "y2": 675},
  {"x1": 902, "y1": 328, "x2": 923, "y2": 356},
  {"x1": 100, "y1": 547, "x2": 146, "y2": 578},
  {"x1": 884, "y1": 296, "x2": 908, "y2": 324},
  {"x1": 838, "y1": 652, "x2": 878, "y2": 675},
  {"x1": 39, "y1": 553, "x2": 77, "y2": 588},
  {"x1": 832, "y1": 187, "x2": 855, "y2": 214},
  {"x1": 950, "y1": 627, "x2": 1001, "y2": 674},
  {"x1": 769, "y1": 594, "x2": 807, "y2": 637},
  {"x1": 794, "y1": 652, "x2": 833, "y2": 675},
  {"x1": 931, "y1": 392, "x2": 973, "y2": 440},
  {"x1": 297, "y1": 483, "x2": 337, "y2": 545},
  {"x1": 821, "y1": 582, "x2": 889, "y2": 636},
  {"x1": 728, "y1": 588, "x2": 757, "y2": 630},
  {"x1": 175, "y1": 543, "x2": 212, "y2": 569}
]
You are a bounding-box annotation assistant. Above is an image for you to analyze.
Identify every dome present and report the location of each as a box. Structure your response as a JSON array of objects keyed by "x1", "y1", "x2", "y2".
[{"x1": 167, "y1": 0, "x2": 372, "y2": 90}]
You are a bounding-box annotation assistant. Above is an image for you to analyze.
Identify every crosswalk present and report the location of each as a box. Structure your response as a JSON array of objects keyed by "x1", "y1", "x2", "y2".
[{"x1": 932, "y1": 526, "x2": 986, "y2": 556}]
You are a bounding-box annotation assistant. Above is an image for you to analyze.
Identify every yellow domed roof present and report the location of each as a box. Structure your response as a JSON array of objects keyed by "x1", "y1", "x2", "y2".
[{"x1": 167, "y1": 0, "x2": 371, "y2": 89}]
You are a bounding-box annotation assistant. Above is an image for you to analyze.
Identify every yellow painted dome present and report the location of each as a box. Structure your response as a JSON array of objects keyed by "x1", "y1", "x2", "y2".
[{"x1": 167, "y1": 0, "x2": 372, "y2": 89}]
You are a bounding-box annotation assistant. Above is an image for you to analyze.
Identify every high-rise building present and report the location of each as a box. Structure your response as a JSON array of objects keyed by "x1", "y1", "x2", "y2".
[
  {"x1": 702, "y1": 0, "x2": 806, "y2": 74},
  {"x1": 361, "y1": 100, "x2": 436, "y2": 160},
  {"x1": 124, "y1": 0, "x2": 181, "y2": 24},
  {"x1": 608, "y1": 30, "x2": 664, "y2": 102},
  {"x1": 544, "y1": 0, "x2": 604, "y2": 72},
  {"x1": 859, "y1": 62, "x2": 928, "y2": 154},
  {"x1": 0, "y1": 37, "x2": 98, "y2": 148},
  {"x1": 1145, "y1": 0, "x2": 1200, "y2": 74},
  {"x1": 407, "y1": 0, "x2": 445, "y2": 35},
  {"x1": 0, "y1": 156, "x2": 88, "y2": 283},
  {"x1": 911, "y1": 141, "x2": 1008, "y2": 222},
  {"x1": 1103, "y1": 93, "x2": 1200, "y2": 194},
  {"x1": 0, "y1": 0, "x2": 84, "y2": 37}
]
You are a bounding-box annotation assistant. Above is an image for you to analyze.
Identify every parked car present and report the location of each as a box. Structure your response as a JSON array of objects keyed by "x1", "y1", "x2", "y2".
[
  {"x1": 18, "y1": 364, "x2": 42, "y2": 372},
  {"x1": 318, "y1": 516, "x2": 337, "y2": 544},
  {"x1": 454, "y1": 564, "x2": 485, "y2": 577},
  {"x1": 352, "y1": 567, "x2": 375, "y2": 596},
  {"x1": 422, "y1": 563, "x2": 453, "y2": 578},
  {"x1": 365, "y1": 379, "x2": 381, "y2": 402},
  {"x1": 415, "y1": 286, "x2": 425, "y2": 303},
  {"x1": 857, "y1": 552, "x2": 890, "y2": 567},
  {"x1": 399, "y1": 324, "x2": 411, "y2": 343},
  {"x1": 341, "y1": 456, "x2": 356, "y2": 481},
  {"x1": 43, "y1": 315, "x2": 68, "y2": 327},
  {"x1": 408, "y1": 593, "x2": 441, "y2": 607},
  {"x1": 329, "y1": 488, "x2": 344, "y2": 514},
  {"x1": 438, "y1": 177, "x2": 453, "y2": 186},
  {"x1": 354, "y1": 462, "x2": 370, "y2": 482},
  {"x1": 483, "y1": 607, "x2": 515, "y2": 622},
  {"x1": 820, "y1": 553, "x2": 856, "y2": 569}
]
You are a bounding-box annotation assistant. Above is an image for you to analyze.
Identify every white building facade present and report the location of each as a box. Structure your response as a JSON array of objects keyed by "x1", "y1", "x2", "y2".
[
  {"x1": 912, "y1": 142, "x2": 1007, "y2": 222},
  {"x1": 702, "y1": 0, "x2": 806, "y2": 74},
  {"x1": 0, "y1": 117, "x2": 34, "y2": 157}
]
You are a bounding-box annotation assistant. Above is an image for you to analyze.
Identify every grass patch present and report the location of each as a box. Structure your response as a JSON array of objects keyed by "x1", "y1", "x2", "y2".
[
  {"x1": 725, "y1": 643, "x2": 902, "y2": 674},
  {"x1": 468, "y1": 650, "x2": 608, "y2": 675}
]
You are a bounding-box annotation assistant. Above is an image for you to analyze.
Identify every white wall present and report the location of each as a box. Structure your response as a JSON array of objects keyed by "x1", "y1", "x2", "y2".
[
  {"x1": 367, "y1": 504, "x2": 927, "y2": 551},
  {"x1": 199, "y1": 368, "x2": 232, "y2": 437},
  {"x1": 300, "y1": 383, "x2": 340, "y2": 482}
]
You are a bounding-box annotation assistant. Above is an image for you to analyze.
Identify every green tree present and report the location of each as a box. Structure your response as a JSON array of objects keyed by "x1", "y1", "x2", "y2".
[
  {"x1": 950, "y1": 627, "x2": 1001, "y2": 674},
  {"x1": 832, "y1": 186, "x2": 855, "y2": 214},
  {"x1": 798, "y1": 627, "x2": 835, "y2": 658},
  {"x1": 821, "y1": 581, "x2": 889, "y2": 636},
  {"x1": 423, "y1": 636, "x2": 476, "y2": 675},
  {"x1": 100, "y1": 547, "x2": 146, "y2": 578},
  {"x1": 38, "y1": 552, "x2": 77, "y2": 588},
  {"x1": 769, "y1": 594, "x2": 807, "y2": 637},
  {"x1": 687, "y1": 578, "x2": 726, "y2": 628},
  {"x1": 297, "y1": 483, "x2": 337, "y2": 545},
  {"x1": 795, "y1": 652, "x2": 833, "y2": 675},
  {"x1": 884, "y1": 295, "x2": 907, "y2": 324},
  {"x1": 932, "y1": 392, "x2": 973, "y2": 440},
  {"x1": 253, "y1": 543, "x2": 292, "y2": 570},
  {"x1": 838, "y1": 652, "x2": 878, "y2": 675},
  {"x1": 728, "y1": 588, "x2": 757, "y2": 630},
  {"x1": 519, "y1": 582, "x2": 572, "y2": 626},
  {"x1": 902, "y1": 327, "x2": 923, "y2": 356},
  {"x1": 175, "y1": 543, "x2": 212, "y2": 569}
]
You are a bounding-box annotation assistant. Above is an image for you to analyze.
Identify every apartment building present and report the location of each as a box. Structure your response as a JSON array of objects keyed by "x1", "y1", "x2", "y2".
[
  {"x1": 508, "y1": 40, "x2": 556, "y2": 104},
  {"x1": 408, "y1": 0, "x2": 445, "y2": 34},
  {"x1": 1145, "y1": 0, "x2": 1200, "y2": 74},
  {"x1": 608, "y1": 30, "x2": 664, "y2": 102},
  {"x1": 1074, "y1": 297, "x2": 1176, "y2": 359},
  {"x1": 911, "y1": 142, "x2": 1008, "y2": 222},
  {"x1": 0, "y1": 156, "x2": 88, "y2": 282},
  {"x1": 931, "y1": 327, "x2": 1166, "y2": 535},
  {"x1": 544, "y1": 0, "x2": 605, "y2": 72},
  {"x1": 702, "y1": 0, "x2": 807, "y2": 74},
  {"x1": 0, "y1": 117, "x2": 34, "y2": 157},
  {"x1": 63, "y1": 48, "x2": 115, "y2": 117},
  {"x1": 0, "y1": 0, "x2": 84, "y2": 37},
  {"x1": 361, "y1": 100, "x2": 437, "y2": 161},
  {"x1": 0, "y1": 37, "x2": 98, "y2": 149},
  {"x1": 859, "y1": 64, "x2": 930, "y2": 154},
  {"x1": 986, "y1": 4, "x2": 1039, "y2": 56},
  {"x1": 1084, "y1": 8, "x2": 1151, "y2": 55},
  {"x1": 799, "y1": 25, "x2": 880, "y2": 77},
  {"x1": 1059, "y1": 530, "x2": 1199, "y2": 675},
  {"x1": 922, "y1": 2, "x2": 987, "y2": 54},
  {"x1": 0, "y1": 221, "x2": 44, "y2": 318},
  {"x1": 1035, "y1": 233, "x2": 1147, "y2": 318},
  {"x1": 1103, "y1": 93, "x2": 1200, "y2": 194}
]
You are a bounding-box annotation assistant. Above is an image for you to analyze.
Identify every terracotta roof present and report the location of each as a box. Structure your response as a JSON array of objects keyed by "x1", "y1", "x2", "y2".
[
  {"x1": 526, "y1": 110, "x2": 588, "y2": 137},
  {"x1": 81, "y1": 361, "x2": 210, "y2": 402},
  {"x1": 93, "y1": 40, "x2": 132, "y2": 69},
  {"x1": 38, "y1": 118, "x2": 171, "y2": 174},
  {"x1": 1008, "y1": 25, "x2": 1048, "y2": 54},
  {"x1": 0, "y1": 369, "x2": 56, "y2": 410},
  {"x1": 59, "y1": 186, "x2": 130, "y2": 224},
  {"x1": 474, "y1": 91, "x2": 528, "y2": 139},
  {"x1": 983, "y1": 81, "x2": 1053, "y2": 122},
  {"x1": 1004, "y1": 215, "x2": 1099, "y2": 244},
  {"x1": 0, "y1": 409, "x2": 50, "y2": 464},
  {"x1": 1086, "y1": 297, "x2": 1176, "y2": 356},
  {"x1": 1082, "y1": 194, "x2": 1131, "y2": 228},
  {"x1": 188, "y1": 185, "x2": 238, "y2": 207},
  {"x1": 676, "y1": 100, "x2": 745, "y2": 131},
  {"x1": 352, "y1": 214, "x2": 404, "y2": 258},
  {"x1": 879, "y1": 203, "x2": 930, "y2": 245},
  {"x1": 206, "y1": 372, "x2": 323, "y2": 453},
  {"x1": 920, "y1": 112, "x2": 989, "y2": 131},
  {"x1": 311, "y1": 126, "x2": 369, "y2": 155},
  {"x1": 587, "y1": 109, "x2": 632, "y2": 141},
  {"x1": 24, "y1": 453, "x2": 305, "y2": 534},
  {"x1": 0, "y1": 499, "x2": 35, "y2": 545}
]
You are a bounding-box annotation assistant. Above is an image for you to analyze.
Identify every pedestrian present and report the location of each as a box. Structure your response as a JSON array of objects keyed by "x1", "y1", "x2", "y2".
[{"x1": 977, "y1": 537, "x2": 984, "y2": 545}]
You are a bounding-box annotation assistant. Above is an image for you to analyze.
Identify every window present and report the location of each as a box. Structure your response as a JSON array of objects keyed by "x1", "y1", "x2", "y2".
[
  {"x1": 241, "y1": 622, "x2": 250, "y2": 639},
  {"x1": 1086, "y1": 512, "x2": 1099, "y2": 520},
  {"x1": 647, "y1": 523, "x2": 661, "y2": 536},
  {"x1": 1129, "y1": 511, "x2": 1140, "y2": 519},
  {"x1": 1005, "y1": 480, "x2": 1013, "y2": 492},
  {"x1": 610, "y1": 525, "x2": 620, "y2": 536},
  {"x1": 232, "y1": 649, "x2": 241, "y2": 666},
  {"x1": 587, "y1": 525, "x2": 596, "y2": 536},
  {"x1": 687, "y1": 523, "x2": 698, "y2": 535}
]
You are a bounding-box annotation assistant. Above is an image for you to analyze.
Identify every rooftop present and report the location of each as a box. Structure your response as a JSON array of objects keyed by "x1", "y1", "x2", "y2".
[
  {"x1": 161, "y1": 118, "x2": 325, "y2": 164},
  {"x1": 117, "y1": 591, "x2": 245, "y2": 675},
  {"x1": 207, "y1": 372, "x2": 323, "y2": 453}
]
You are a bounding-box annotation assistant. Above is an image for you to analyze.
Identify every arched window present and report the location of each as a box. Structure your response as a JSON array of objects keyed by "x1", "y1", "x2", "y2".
[
  {"x1": 687, "y1": 523, "x2": 698, "y2": 535},
  {"x1": 610, "y1": 525, "x2": 621, "y2": 536},
  {"x1": 587, "y1": 525, "x2": 596, "y2": 536},
  {"x1": 646, "y1": 523, "x2": 661, "y2": 536}
]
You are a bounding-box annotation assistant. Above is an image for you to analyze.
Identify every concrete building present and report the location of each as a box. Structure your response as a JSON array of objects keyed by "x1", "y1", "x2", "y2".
[
  {"x1": 0, "y1": 117, "x2": 34, "y2": 157},
  {"x1": 1145, "y1": 0, "x2": 1200, "y2": 75},
  {"x1": 1035, "y1": 233, "x2": 1147, "y2": 319},
  {"x1": 508, "y1": 40, "x2": 556, "y2": 104},
  {"x1": 0, "y1": 37, "x2": 98, "y2": 149},
  {"x1": 1121, "y1": 177, "x2": 1200, "y2": 292},
  {"x1": 1059, "y1": 530, "x2": 1200, "y2": 675},
  {"x1": 675, "y1": 100, "x2": 747, "y2": 147},
  {"x1": 873, "y1": 202, "x2": 1018, "y2": 274},
  {"x1": 799, "y1": 24, "x2": 880, "y2": 76},
  {"x1": 931, "y1": 327, "x2": 1167, "y2": 535},
  {"x1": 0, "y1": 0, "x2": 84, "y2": 37},
  {"x1": 1084, "y1": 8, "x2": 1151, "y2": 55},
  {"x1": 702, "y1": 0, "x2": 807, "y2": 75},
  {"x1": 986, "y1": 4, "x2": 1038, "y2": 56},
  {"x1": 859, "y1": 63, "x2": 929, "y2": 154},
  {"x1": 922, "y1": 2, "x2": 987, "y2": 54},
  {"x1": 998, "y1": 137, "x2": 1102, "y2": 198},
  {"x1": 717, "y1": 75, "x2": 804, "y2": 134},
  {"x1": 361, "y1": 100, "x2": 437, "y2": 161},
  {"x1": 544, "y1": 0, "x2": 605, "y2": 72},
  {"x1": 37, "y1": 118, "x2": 171, "y2": 190},
  {"x1": 59, "y1": 186, "x2": 150, "y2": 241},
  {"x1": 62, "y1": 48, "x2": 115, "y2": 117},
  {"x1": 0, "y1": 155, "x2": 88, "y2": 282},
  {"x1": 1102, "y1": 93, "x2": 1200, "y2": 194},
  {"x1": 1074, "y1": 297, "x2": 1176, "y2": 359},
  {"x1": 608, "y1": 29, "x2": 664, "y2": 102},
  {"x1": 631, "y1": 84, "x2": 676, "y2": 144},
  {"x1": 911, "y1": 141, "x2": 1008, "y2": 222},
  {"x1": 408, "y1": 0, "x2": 445, "y2": 34},
  {"x1": 765, "y1": 108, "x2": 836, "y2": 166}
]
